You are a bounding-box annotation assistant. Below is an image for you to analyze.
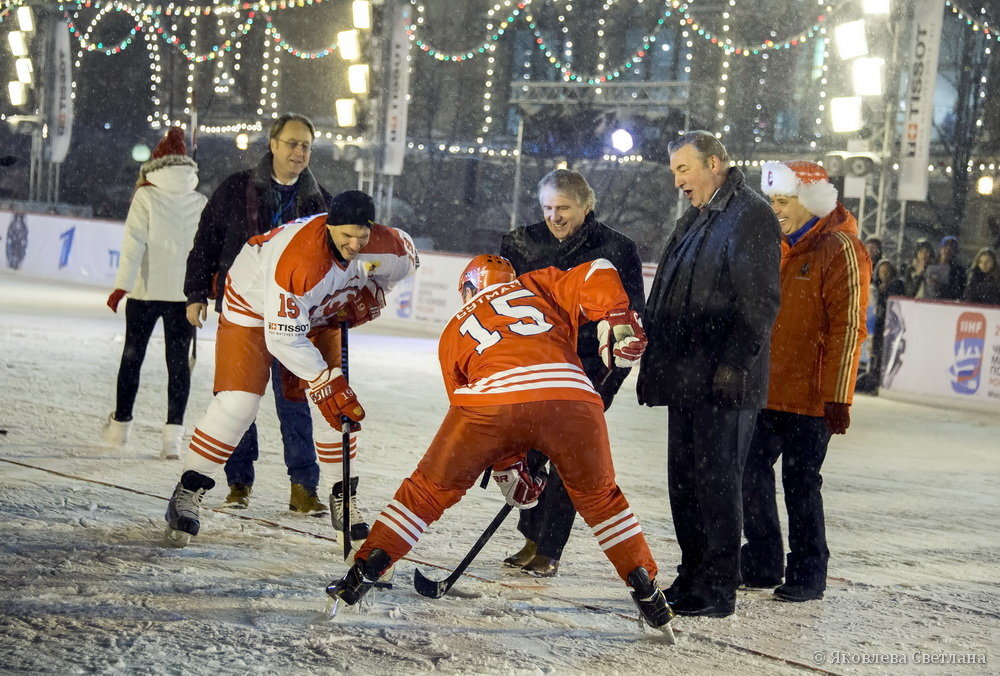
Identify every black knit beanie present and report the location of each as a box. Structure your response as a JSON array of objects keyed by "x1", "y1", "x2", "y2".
[{"x1": 327, "y1": 190, "x2": 375, "y2": 226}]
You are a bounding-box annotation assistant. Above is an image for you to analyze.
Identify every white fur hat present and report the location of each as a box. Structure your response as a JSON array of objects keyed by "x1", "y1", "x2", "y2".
[{"x1": 760, "y1": 160, "x2": 838, "y2": 217}]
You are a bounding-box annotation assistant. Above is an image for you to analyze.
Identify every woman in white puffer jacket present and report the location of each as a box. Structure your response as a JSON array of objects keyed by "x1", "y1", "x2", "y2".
[{"x1": 102, "y1": 127, "x2": 208, "y2": 459}]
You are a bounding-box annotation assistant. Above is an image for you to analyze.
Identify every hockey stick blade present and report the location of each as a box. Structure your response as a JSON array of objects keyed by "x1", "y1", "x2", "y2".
[{"x1": 413, "y1": 502, "x2": 514, "y2": 599}]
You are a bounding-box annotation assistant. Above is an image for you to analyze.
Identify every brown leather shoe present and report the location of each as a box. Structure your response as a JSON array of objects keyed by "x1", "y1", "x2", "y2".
[
  {"x1": 521, "y1": 554, "x2": 559, "y2": 578},
  {"x1": 222, "y1": 484, "x2": 252, "y2": 509},
  {"x1": 289, "y1": 483, "x2": 329, "y2": 517},
  {"x1": 503, "y1": 539, "x2": 536, "y2": 568}
]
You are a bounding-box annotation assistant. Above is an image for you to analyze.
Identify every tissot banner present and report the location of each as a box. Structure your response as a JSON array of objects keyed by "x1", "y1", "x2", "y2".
[
  {"x1": 49, "y1": 21, "x2": 75, "y2": 164},
  {"x1": 896, "y1": 0, "x2": 944, "y2": 202},
  {"x1": 881, "y1": 297, "x2": 1000, "y2": 406},
  {"x1": 382, "y1": 2, "x2": 412, "y2": 176}
]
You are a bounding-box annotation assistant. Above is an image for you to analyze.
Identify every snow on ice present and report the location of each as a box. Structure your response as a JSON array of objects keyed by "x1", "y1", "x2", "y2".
[{"x1": 0, "y1": 273, "x2": 997, "y2": 674}]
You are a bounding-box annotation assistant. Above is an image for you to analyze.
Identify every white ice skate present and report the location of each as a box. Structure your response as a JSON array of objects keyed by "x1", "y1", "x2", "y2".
[{"x1": 163, "y1": 470, "x2": 215, "y2": 548}]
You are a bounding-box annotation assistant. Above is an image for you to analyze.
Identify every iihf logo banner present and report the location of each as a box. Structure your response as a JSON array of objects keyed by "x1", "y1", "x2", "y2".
[
  {"x1": 879, "y1": 298, "x2": 1000, "y2": 410},
  {"x1": 950, "y1": 312, "x2": 986, "y2": 395}
]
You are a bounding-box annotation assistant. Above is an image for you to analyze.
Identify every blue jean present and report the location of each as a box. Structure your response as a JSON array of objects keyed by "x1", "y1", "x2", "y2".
[{"x1": 223, "y1": 361, "x2": 319, "y2": 489}]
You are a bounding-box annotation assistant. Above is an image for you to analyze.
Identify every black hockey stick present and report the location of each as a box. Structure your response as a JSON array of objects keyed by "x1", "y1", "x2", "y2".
[
  {"x1": 413, "y1": 502, "x2": 514, "y2": 599},
  {"x1": 413, "y1": 455, "x2": 546, "y2": 599},
  {"x1": 339, "y1": 320, "x2": 352, "y2": 560}
]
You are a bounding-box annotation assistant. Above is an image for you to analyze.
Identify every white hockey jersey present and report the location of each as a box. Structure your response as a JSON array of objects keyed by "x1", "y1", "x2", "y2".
[{"x1": 223, "y1": 213, "x2": 418, "y2": 382}]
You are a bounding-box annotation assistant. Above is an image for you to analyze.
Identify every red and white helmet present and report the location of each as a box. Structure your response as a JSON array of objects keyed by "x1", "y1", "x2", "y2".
[{"x1": 458, "y1": 254, "x2": 516, "y2": 296}]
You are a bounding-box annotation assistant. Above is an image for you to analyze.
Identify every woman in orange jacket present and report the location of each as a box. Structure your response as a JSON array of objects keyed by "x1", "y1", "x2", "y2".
[{"x1": 741, "y1": 160, "x2": 871, "y2": 602}]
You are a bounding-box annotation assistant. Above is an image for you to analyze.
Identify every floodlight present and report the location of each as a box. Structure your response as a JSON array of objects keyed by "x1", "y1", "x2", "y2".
[
  {"x1": 131, "y1": 143, "x2": 151, "y2": 162},
  {"x1": 830, "y1": 96, "x2": 864, "y2": 132},
  {"x1": 610, "y1": 128, "x2": 634, "y2": 153},
  {"x1": 336, "y1": 98, "x2": 357, "y2": 127},
  {"x1": 348, "y1": 64, "x2": 369, "y2": 94},
  {"x1": 15, "y1": 58, "x2": 33, "y2": 85},
  {"x1": 863, "y1": 0, "x2": 890, "y2": 14},
  {"x1": 17, "y1": 6, "x2": 35, "y2": 32},
  {"x1": 337, "y1": 29, "x2": 361, "y2": 61},
  {"x1": 8, "y1": 31, "x2": 28, "y2": 57},
  {"x1": 834, "y1": 20, "x2": 868, "y2": 60},
  {"x1": 353, "y1": 0, "x2": 372, "y2": 30},
  {"x1": 977, "y1": 176, "x2": 994, "y2": 195},
  {"x1": 8, "y1": 81, "x2": 27, "y2": 106},
  {"x1": 236, "y1": 133, "x2": 250, "y2": 150},
  {"x1": 852, "y1": 57, "x2": 885, "y2": 96}
]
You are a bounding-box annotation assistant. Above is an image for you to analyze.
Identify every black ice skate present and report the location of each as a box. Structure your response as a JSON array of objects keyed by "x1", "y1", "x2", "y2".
[
  {"x1": 163, "y1": 470, "x2": 215, "y2": 548},
  {"x1": 330, "y1": 476, "x2": 370, "y2": 541},
  {"x1": 628, "y1": 566, "x2": 676, "y2": 642},
  {"x1": 326, "y1": 548, "x2": 391, "y2": 609}
]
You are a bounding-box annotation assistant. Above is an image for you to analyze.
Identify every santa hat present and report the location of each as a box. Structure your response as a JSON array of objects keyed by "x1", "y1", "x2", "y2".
[
  {"x1": 151, "y1": 126, "x2": 187, "y2": 159},
  {"x1": 327, "y1": 190, "x2": 375, "y2": 227},
  {"x1": 760, "y1": 160, "x2": 838, "y2": 218}
]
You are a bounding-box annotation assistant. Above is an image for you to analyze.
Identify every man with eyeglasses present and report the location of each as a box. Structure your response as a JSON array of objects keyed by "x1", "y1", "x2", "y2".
[{"x1": 184, "y1": 112, "x2": 333, "y2": 518}]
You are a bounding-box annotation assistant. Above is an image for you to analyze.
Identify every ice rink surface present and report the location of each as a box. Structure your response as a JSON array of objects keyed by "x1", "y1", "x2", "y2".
[{"x1": 0, "y1": 272, "x2": 997, "y2": 675}]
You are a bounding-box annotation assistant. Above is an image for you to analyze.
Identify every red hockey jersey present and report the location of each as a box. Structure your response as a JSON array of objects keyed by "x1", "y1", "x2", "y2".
[{"x1": 438, "y1": 259, "x2": 631, "y2": 407}]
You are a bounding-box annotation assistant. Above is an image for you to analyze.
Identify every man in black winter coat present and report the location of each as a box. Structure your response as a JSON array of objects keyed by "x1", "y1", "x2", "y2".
[
  {"x1": 184, "y1": 113, "x2": 334, "y2": 517},
  {"x1": 637, "y1": 131, "x2": 781, "y2": 618},
  {"x1": 499, "y1": 168, "x2": 645, "y2": 578}
]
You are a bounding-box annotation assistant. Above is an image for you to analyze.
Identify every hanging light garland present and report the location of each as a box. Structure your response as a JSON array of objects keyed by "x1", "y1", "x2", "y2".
[
  {"x1": 675, "y1": 2, "x2": 829, "y2": 56},
  {"x1": 527, "y1": 1, "x2": 682, "y2": 85},
  {"x1": 407, "y1": 0, "x2": 526, "y2": 62}
]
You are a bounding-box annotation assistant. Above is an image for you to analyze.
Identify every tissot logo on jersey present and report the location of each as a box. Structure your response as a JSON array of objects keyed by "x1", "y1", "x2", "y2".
[{"x1": 268, "y1": 322, "x2": 308, "y2": 333}]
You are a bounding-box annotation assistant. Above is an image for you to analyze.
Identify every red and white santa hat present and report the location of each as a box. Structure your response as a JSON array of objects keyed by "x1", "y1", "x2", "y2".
[{"x1": 760, "y1": 160, "x2": 838, "y2": 218}]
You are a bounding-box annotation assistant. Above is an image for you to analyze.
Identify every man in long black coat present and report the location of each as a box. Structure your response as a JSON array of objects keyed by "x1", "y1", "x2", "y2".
[
  {"x1": 500, "y1": 169, "x2": 645, "y2": 577},
  {"x1": 637, "y1": 131, "x2": 780, "y2": 617}
]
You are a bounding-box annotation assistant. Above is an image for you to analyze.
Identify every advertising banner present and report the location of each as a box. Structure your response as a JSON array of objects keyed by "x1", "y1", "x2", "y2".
[
  {"x1": 881, "y1": 298, "x2": 1000, "y2": 408},
  {"x1": 49, "y1": 21, "x2": 75, "y2": 164},
  {"x1": 1, "y1": 209, "x2": 122, "y2": 286},
  {"x1": 897, "y1": 0, "x2": 944, "y2": 202},
  {"x1": 381, "y1": 2, "x2": 412, "y2": 176}
]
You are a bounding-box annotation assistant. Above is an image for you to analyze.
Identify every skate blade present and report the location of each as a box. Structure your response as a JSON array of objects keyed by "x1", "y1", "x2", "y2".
[
  {"x1": 638, "y1": 615, "x2": 677, "y2": 644},
  {"x1": 163, "y1": 527, "x2": 191, "y2": 548}
]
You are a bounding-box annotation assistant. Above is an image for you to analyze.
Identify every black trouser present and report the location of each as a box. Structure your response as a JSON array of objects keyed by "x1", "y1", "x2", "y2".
[
  {"x1": 667, "y1": 406, "x2": 757, "y2": 605},
  {"x1": 516, "y1": 448, "x2": 576, "y2": 559},
  {"x1": 741, "y1": 409, "x2": 832, "y2": 590},
  {"x1": 114, "y1": 299, "x2": 192, "y2": 425}
]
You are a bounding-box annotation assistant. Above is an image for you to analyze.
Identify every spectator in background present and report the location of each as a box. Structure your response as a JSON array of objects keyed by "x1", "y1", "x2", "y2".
[
  {"x1": 183, "y1": 113, "x2": 333, "y2": 517},
  {"x1": 864, "y1": 237, "x2": 883, "y2": 274},
  {"x1": 926, "y1": 235, "x2": 966, "y2": 300},
  {"x1": 637, "y1": 131, "x2": 781, "y2": 618},
  {"x1": 964, "y1": 248, "x2": 1000, "y2": 305},
  {"x1": 498, "y1": 168, "x2": 645, "y2": 578},
  {"x1": 868, "y1": 259, "x2": 907, "y2": 388},
  {"x1": 102, "y1": 127, "x2": 207, "y2": 460},
  {"x1": 743, "y1": 160, "x2": 869, "y2": 603},
  {"x1": 902, "y1": 239, "x2": 936, "y2": 298}
]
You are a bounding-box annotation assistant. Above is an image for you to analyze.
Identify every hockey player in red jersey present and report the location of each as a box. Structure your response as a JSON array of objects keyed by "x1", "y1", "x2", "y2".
[
  {"x1": 164, "y1": 190, "x2": 418, "y2": 547},
  {"x1": 326, "y1": 254, "x2": 673, "y2": 630}
]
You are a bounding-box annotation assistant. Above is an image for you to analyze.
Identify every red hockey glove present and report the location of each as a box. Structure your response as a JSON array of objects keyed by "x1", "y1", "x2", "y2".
[
  {"x1": 823, "y1": 402, "x2": 851, "y2": 435},
  {"x1": 597, "y1": 310, "x2": 647, "y2": 368},
  {"x1": 308, "y1": 367, "x2": 365, "y2": 429},
  {"x1": 337, "y1": 281, "x2": 386, "y2": 329},
  {"x1": 107, "y1": 289, "x2": 127, "y2": 313},
  {"x1": 492, "y1": 460, "x2": 547, "y2": 510}
]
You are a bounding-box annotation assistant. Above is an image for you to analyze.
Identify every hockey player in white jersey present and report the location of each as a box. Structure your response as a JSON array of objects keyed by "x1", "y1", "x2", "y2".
[{"x1": 164, "y1": 190, "x2": 418, "y2": 546}]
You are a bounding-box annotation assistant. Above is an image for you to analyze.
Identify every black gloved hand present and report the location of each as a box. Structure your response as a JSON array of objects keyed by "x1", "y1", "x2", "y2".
[{"x1": 712, "y1": 363, "x2": 747, "y2": 408}]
